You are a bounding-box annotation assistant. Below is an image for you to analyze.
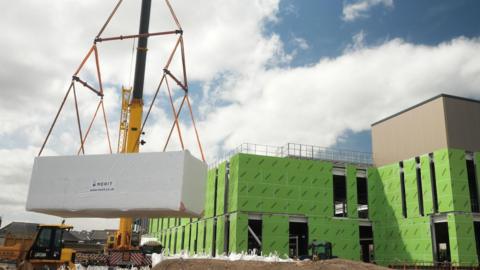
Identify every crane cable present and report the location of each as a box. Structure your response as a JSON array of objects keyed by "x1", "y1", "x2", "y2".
[{"x1": 128, "y1": 38, "x2": 136, "y2": 87}]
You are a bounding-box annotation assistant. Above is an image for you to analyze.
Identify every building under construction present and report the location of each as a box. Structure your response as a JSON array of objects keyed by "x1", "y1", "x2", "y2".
[{"x1": 148, "y1": 94, "x2": 480, "y2": 267}]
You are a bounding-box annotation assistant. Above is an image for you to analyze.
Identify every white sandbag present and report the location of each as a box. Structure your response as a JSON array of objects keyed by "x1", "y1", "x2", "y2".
[{"x1": 26, "y1": 151, "x2": 207, "y2": 218}]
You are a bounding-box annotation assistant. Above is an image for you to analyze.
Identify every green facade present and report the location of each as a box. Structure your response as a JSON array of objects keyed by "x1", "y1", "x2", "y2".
[{"x1": 149, "y1": 148, "x2": 480, "y2": 267}]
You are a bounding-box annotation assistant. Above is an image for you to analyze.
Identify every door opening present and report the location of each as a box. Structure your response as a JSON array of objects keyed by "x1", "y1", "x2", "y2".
[
  {"x1": 247, "y1": 219, "x2": 262, "y2": 255},
  {"x1": 289, "y1": 222, "x2": 308, "y2": 259},
  {"x1": 359, "y1": 225, "x2": 373, "y2": 262},
  {"x1": 434, "y1": 222, "x2": 451, "y2": 264}
]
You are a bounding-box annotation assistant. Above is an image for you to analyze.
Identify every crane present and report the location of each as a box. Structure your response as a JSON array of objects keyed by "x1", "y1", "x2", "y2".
[
  {"x1": 115, "y1": 0, "x2": 151, "y2": 251},
  {"x1": 26, "y1": 0, "x2": 204, "y2": 267},
  {"x1": 107, "y1": 0, "x2": 153, "y2": 266}
]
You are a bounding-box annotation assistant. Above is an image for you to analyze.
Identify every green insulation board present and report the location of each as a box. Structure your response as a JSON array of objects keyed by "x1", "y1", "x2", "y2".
[
  {"x1": 204, "y1": 168, "x2": 217, "y2": 218},
  {"x1": 403, "y1": 158, "x2": 420, "y2": 218},
  {"x1": 184, "y1": 223, "x2": 191, "y2": 253},
  {"x1": 160, "y1": 226, "x2": 164, "y2": 245},
  {"x1": 370, "y1": 163, "x2": 403, "y2": 220},
  {"x1": 176, "y1": 226, "x2": 183, "y2": 253},
  {"x1": 205, "y1": 218, "x2": 215, "y2": 255},
  {"x1": 447, "y1": 149, "x2": 472, "y2": 212},
  {"x1": 162, "y1": 219, "x2": 168, "y2": 246},
  {"x1": 216, "y1": 216, "x2": 225, "y2": 255},
  {"x1": 448, "y1": 213, "x2": 478, "y2": 266},
  {"x1": 197, "y1": 220, "x2": 206, "y2": 254},
  {"x1": 346, "y1": 165, "x2": 358, "y2": 218},
  {"x1": 372, "y1": 216, "x2": 433, "y2": 265},
  {"x1": 228, "y1": 155, "x2": 240, "y2": 212},
  {"x1": 170, "y1": 228, "x2": 176, "y2": 253},
  {"x1": 231, "y1": 153, "x2": 333, "y2": 216},
  {"x1": 308, "y1": 216, "x2": 360, "y2": 260},
  {"x1": 216, "y1": 162, "x2": 227, "y2": 215},
  {"x1": 367, "y1": 167, "x2": 382, "y2": 221},
  {"x1": 189, "y1": 221, "x2": 198, "y2": 254},
  {"x1": 419, "y1": 154, "x2": 434, "y2": 215},
  {"x1": 262, "y1": 215, "x2": 289, "y2": 258},
  {"x1": 434, "y1": 149, "x2": 471, "y2": 212},
  {"x1": 229, "y1": 212, "x2": 248, "y2": 253},
  {"x1": 165, "y1": 230, "x2": 171, "y2": 253}
]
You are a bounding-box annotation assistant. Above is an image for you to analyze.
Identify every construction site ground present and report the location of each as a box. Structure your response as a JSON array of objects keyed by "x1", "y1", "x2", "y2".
[{"x1": 152, "y1": 258, "x2": 391, "y2": 270}]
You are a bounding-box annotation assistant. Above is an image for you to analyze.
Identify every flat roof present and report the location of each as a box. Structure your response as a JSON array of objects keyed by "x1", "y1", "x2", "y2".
[{"x1": 371, "y1": 93, "x2": 480, "y2": 127}]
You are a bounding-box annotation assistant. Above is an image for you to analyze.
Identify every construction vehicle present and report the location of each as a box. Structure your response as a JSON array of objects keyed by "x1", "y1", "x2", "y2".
[
  {"x1": 309, "y1": 240, "x2": 333, "y2": 261},
  {"x1": 0, "y1": 224, "x2": 76, "y2": 270}
]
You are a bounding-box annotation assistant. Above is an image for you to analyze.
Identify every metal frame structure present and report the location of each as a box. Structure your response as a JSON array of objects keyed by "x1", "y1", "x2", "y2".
[
  {"x1": 210, "y1": 142, "x2": 373, "y2": 168},
  {"x1": 37, "y1": 0, "x2": 205, "y2": 161}
]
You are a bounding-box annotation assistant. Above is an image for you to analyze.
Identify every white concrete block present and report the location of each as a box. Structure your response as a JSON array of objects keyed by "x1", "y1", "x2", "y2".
[{"x1": 26, "y1": 151, "x2": 207, "y2": 218}]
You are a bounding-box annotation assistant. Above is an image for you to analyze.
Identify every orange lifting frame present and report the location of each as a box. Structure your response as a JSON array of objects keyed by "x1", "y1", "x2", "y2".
[{"x1": 38, "y1": 0, "x2": 206, "y2": 162}]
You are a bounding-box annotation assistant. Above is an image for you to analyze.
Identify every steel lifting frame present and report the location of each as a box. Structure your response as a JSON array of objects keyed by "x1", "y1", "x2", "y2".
[{"x1": 38, "y1": 0, "x2": 205, "y2": 162}]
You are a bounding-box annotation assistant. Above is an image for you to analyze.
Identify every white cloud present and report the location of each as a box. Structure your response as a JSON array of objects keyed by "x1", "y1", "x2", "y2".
[
  {"x1": 345, "y1": 30, "x2": 367, "y2": 52},
  {"x1": 342, "y1": 0, "x2": 394, "y2": 22},
  {"x1": 292, "y1": 37, "x2": 310, "y2": 50},
  {"x1": 196, "y1": 37, "x2": 480, "y2": 159}
]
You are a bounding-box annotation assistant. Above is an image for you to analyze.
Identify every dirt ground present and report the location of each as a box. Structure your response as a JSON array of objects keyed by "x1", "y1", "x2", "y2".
[{"x1": 153, "y1": 258, "x2": 391, "y2": 270}]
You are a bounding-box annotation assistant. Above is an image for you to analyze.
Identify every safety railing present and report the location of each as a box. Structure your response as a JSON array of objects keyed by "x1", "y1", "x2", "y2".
[{"x1": 209, "y1": 142, "x2": 373, "y2": 168}]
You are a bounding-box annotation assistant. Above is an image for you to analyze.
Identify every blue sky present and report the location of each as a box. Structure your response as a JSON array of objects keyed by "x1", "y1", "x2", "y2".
[
  {"x1": 273, "y1": 0, "x2": 480, "y2": 62},
  {"x1": 264, "y1": 0, "x2": 480, "y2": 152}
]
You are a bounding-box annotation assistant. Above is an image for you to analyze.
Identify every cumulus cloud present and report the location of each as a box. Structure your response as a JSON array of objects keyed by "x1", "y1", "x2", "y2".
[
  {"x1": 196, "y1": 37, "x2": 480, "y2": 158},
  {"x1": 342, "y1": 0, "x2": 394, "y2": 22}
]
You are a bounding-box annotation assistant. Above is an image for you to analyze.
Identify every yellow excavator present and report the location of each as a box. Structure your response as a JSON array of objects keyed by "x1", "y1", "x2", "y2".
[{"x1": 0, "y1": 224, "x2": 76, "y2": 270}]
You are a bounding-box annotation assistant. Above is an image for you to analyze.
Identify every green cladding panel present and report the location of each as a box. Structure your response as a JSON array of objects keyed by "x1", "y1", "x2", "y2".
[
  {"x1": 189, "y1": 220, "x2": 198, "y2": 254},
  {"x1": 448, "y1": 213, "x2": 478, "y2": 266},
  {"x1": 228, "y1": 155, "x2": 240, "y2": 212},
  {"x1": 403, "y1": 158, "x2": 420, "y2": 218},
  {"x1": 376, "y1": 163, "x2": 403, "y2": 220},
  {"x1": 197, "y1": 220, "x2": 205, "y2": 254},
  {"x1": 367, "y1": 167, "x2": 383, "y2": 221},
  {"x1": 262, "y1": 215, "x2": 289, "y2": 257},
  {"x1": 171, "y1": 228, "x2": 177, "y2": 253},
  {"x1": 373, "y1": 217, "x2": 433, "y2": 265},
  {"x1": 184, "y1": 223, "x2": 191, "y2": 253},
  {"x1": 448, "y1": 149, "x2": 472, "y2": 212},
  {"x1": 175, "y1": 227, "x2": 183, "y2": 253},
  {"x1": 346, "y1": 165, "x2": 358, "y2": 218},
  {"x1": 216, "y1": 162, "x2": 227, "y2": 215},
  {"x1": 205, "y1": 218, "x2": 215, "y2": 255},
  {"x1": 233, "y1": 153, "x2": 333, "y2": 216},
  {"x1": 308, "y1": 217, "x2": 360, "y2": 260},
  {"x1": 434, "y1": 149, "x2": 471, "y2": 212},
  {"x1": 229, "y1": 212, "x2": 248, "y2": 253},
  {"x1": 165, "y1": 230, "x2": 171, "y2": 253},
  {"x1": 371, "y1": 160, "x2": 435, "y2": 266},
  {"x1": 420, "y1": 155, "x2": 434, "y2": 215},
  {"x1": 216, "y1": 216, "x2": 225, "y2": 255},
  {"x1": 204, "y1": 169, "x2": 217, "y2": 218}
]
